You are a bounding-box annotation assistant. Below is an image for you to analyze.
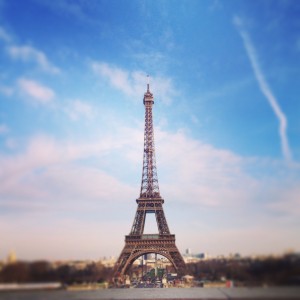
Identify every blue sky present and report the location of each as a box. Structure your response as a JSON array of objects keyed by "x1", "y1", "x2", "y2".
[{"x1": 0, "y1": 0, "x2": 300, "y2": 261}]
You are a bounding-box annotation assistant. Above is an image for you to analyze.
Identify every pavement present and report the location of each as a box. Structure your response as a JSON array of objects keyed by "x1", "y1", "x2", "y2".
[
  {"x1": 2, "y1": 287, "x2": 300, "y2": 300},
  {"x1": 86, "y1": 287, "x2": 300, "y2": 299}
]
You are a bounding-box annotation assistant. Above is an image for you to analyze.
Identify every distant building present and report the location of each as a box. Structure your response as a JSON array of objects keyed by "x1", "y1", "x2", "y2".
[
  {"x1": 182, "y1": 249, "x2": 201, "y2": 263},
  {"x1": 7, "y1": 250, "x2": 17, "y2": 264},
  {"x1": 100, "y1": 256, "x2": 116, "y2": 268}
]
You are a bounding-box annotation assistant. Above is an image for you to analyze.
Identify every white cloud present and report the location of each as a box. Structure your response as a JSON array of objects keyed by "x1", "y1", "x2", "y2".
[
  {"x1": 268, "y1": 185, "x2": 300, "y2": 217},
  {"x1": 7, "y1": 45, "x2": 60, "y2": 74},
  {"x1": 0, "y1": 132, "x2": 137, "y2": 258},
  {"x1": 91, "y1": 62, "x2": 176, "y2": 104},
  {"x1": 0, "y1": 26, "x2": 12, "y2": 42},
  {"x1": 234, "y1": 16, "x2": 292, "y2": 164},
  {"x1": 0, "y1": 130, "x2": 233, "y2": 213},
  {"x1": 64, "y1": 99, "x2": 95, "y2": 121},
  {"x1": 92, "y1": 62, "x2": 141, "y2": 95},
  {"x1": 155, "y1": 129, "x2": 257, "y2": 207},
  {"x1": 0, "y1": 26, "x2": 60, "y2": 74},
  {"x1": 18, "y1": 78, "x2": 55, "y2": 103}
]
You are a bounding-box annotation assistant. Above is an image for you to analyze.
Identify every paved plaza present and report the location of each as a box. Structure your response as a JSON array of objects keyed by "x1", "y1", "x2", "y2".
[
  {"x1": 78, "y1": 287, "x2": 300, "y2": 299},
  {"x1": 1, "y1": 287, "x2": 300, "y2": 300}
]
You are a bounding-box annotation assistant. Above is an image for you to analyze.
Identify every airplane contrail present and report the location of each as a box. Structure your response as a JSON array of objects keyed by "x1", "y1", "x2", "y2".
[{"x1": 234, "y1": 16, "x2": 292, "y2": 163}]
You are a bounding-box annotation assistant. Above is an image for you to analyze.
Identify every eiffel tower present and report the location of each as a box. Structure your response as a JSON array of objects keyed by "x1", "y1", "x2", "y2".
[{"x1": 112, "y1": 80, "x2": 186, "y2": 280}]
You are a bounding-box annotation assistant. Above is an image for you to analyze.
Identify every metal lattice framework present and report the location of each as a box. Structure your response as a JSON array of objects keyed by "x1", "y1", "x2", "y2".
[{"x1": 112, "y1": 82, "x2": 186, "y2": 280}]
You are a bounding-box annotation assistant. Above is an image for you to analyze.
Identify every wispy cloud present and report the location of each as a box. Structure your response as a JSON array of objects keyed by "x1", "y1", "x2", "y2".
[
  {"x1": 155, "y1": 129, "x2": 255, "y2": 207},
  {"x1": 92, "y1": 62, "x2": 135, "y2": 95},
  {"x1": 0, "y1": 26, "x2": 12, "y2": 42},
  {"x1": 18, "y1": 78, "x2": 55, "y2": 103},
  {"x1": 91, "y1": 62, "x2": 176, "y2": 104},
  {"x1": 0, "y1": 25, "x2": 60, "y2": 74},
  {"x1": 7, "y1": 45, "x2": 60, "y2": 74},
  {"x1": 0, "y1": 133, "x2": 136, "y2": 215},
  {"x1": 34, "y1": 0, "x2": 92, "y2": 24},
  {"x1": 234, "y1": 16, "x2": 292, "y2": 163},
  {"x1": 64, "y1": 99, "x2": 95, "y2": 121},
  {"x1": 0, "y1": 129, "x2": 297, "y2": 213}
]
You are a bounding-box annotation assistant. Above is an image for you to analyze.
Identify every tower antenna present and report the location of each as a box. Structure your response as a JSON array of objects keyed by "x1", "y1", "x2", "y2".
[{"x1": 147, "y1": 74, "x2": 150, "y2": 92}]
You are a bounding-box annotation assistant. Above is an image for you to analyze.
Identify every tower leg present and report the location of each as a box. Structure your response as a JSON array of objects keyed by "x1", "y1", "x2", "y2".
[{"x1": 112, "y1": 238, "x2": 186, "y2": 281}]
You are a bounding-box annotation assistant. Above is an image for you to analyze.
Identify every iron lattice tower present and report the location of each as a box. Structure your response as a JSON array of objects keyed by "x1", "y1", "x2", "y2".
[{"x1": 112, "y1": 82, "x2": 186, "y2": 279}]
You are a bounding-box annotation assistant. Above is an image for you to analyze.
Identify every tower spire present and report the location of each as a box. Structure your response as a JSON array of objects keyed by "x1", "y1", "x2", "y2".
[{"x1": 140, "y1": 79, "x2": 160, "y2": 198}]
